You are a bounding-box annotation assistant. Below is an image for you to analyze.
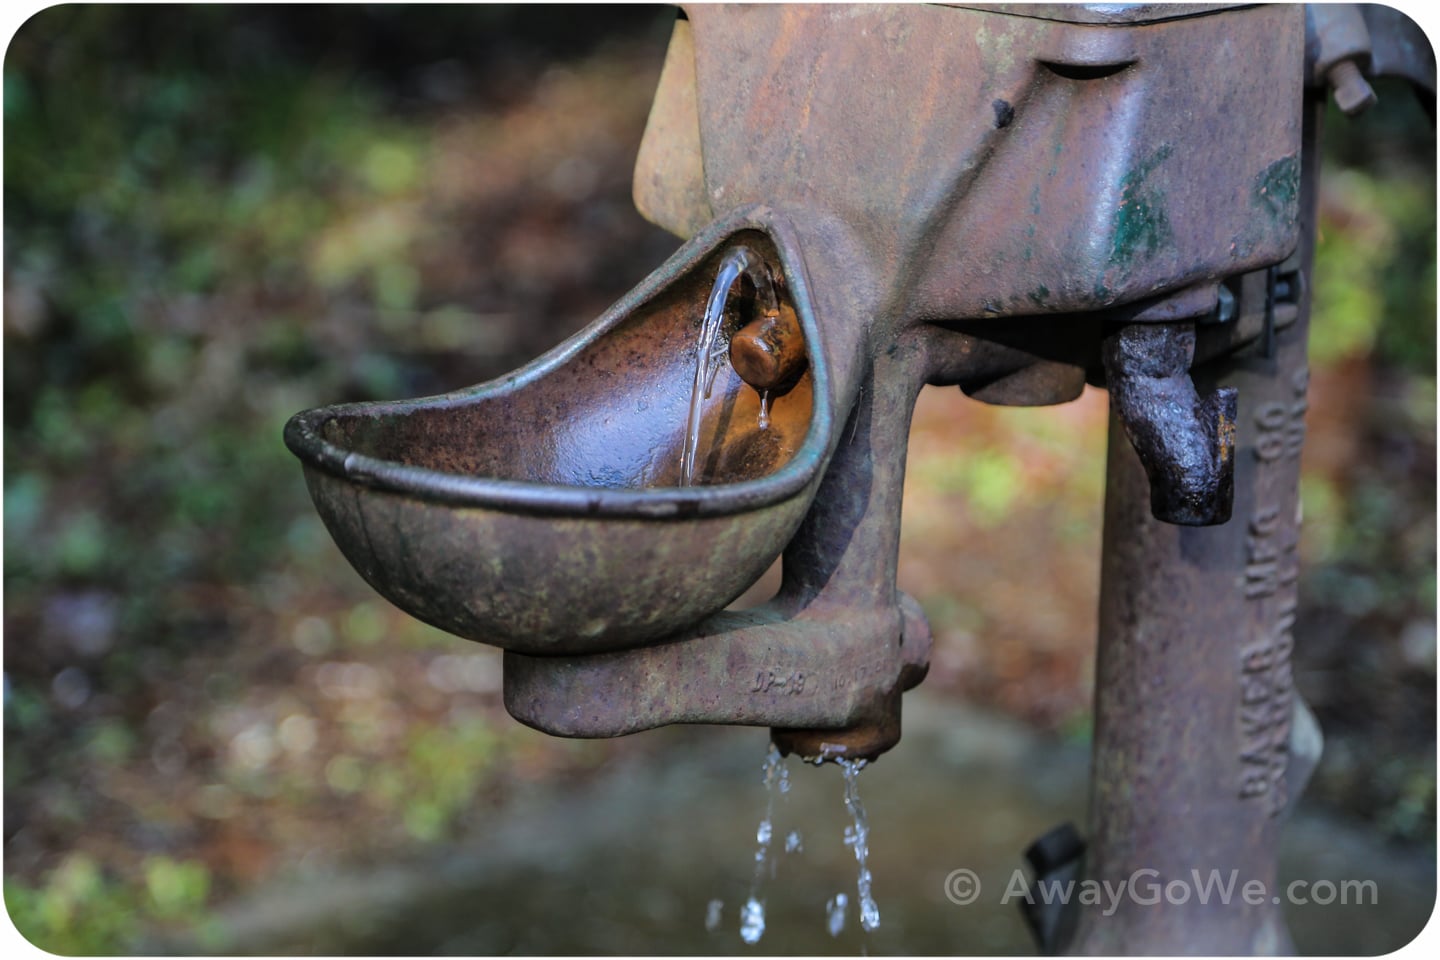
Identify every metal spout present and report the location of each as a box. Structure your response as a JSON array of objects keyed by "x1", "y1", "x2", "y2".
[
  {"x1": 770, "y1": 595, "x2": 932, "y2": 763},
  {"x1": 1102, "y1": 322, "x2": 1238, "y2": 526}
]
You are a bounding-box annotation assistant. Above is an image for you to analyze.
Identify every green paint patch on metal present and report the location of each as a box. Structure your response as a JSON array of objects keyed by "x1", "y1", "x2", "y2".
[
  {"x1": 1027, "y1": 284, "x2": 1050, "y2": 307},
  {"x1": 1109, "y1": 143, "x2": 1174, "y2": 268},
  {"x1": 1252, "y1": 154, "x2": 1299, "y2": 222}
]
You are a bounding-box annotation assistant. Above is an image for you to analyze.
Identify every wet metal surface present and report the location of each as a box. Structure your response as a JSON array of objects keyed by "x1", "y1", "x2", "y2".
[
  {"x1": 730, "y1": 303, "x2": 807, "y2": 393},
  {"x1": 286, "y1": 211, "x2": 829, "y2": 657}
]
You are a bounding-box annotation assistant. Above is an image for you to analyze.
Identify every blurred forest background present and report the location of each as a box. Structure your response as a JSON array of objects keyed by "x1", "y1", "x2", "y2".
[{"x1": 3, "y1": 5, "x2": 1434, "y2": 954}]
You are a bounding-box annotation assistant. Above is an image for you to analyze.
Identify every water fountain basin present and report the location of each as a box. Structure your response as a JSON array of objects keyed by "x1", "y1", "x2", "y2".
[{"x1": 285, "y1": 208, "x2": 834, "y2": 656}]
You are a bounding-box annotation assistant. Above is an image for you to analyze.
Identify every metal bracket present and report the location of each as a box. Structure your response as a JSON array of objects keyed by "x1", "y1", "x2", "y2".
[{"x1": 1019, "y1": 822, "x2": 1086, "y2": 954}]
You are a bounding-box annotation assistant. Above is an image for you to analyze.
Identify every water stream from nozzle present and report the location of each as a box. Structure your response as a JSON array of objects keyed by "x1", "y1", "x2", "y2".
[
  {"x1": 839, "y1": 758, "x2": 880, "y2": 933},
  {"x1": 739, "y1": 742, "x2": 790, "y2": 944},
  {"x1": 679, "y1": 246, "x2": 779, "y2": 486},
  {"x1": 720, "y1": 746, "x2": 880, "y2": 944}
]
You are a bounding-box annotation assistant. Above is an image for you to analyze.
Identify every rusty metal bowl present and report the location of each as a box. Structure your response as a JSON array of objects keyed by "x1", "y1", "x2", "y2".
[{"x1": 284, "y1": 207, "x2": 835, "y2": 656}]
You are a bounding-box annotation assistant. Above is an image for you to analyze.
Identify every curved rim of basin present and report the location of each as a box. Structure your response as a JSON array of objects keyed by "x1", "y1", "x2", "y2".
[{"x1": 284, "y1": 204, "x2": 835, "y2": 519}]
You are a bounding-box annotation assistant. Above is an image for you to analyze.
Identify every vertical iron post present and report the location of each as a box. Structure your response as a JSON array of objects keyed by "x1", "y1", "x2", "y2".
[{"x1": 1067, "y1": 93, "x2": 1326, "y2": 955}]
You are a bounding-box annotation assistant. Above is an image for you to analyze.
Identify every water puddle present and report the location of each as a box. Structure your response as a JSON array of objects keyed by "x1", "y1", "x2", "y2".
[{"x1": 679, "y1": 245, "x2": 779, "y2": 486}]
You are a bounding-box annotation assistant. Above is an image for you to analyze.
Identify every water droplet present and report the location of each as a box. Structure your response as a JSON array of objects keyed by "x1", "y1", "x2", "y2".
[
  {"x1": 758, "y1": 390, "x2": 771, "y2": 430},
  {"x1": 827, "y1": 893, "x2": 848, "y2": 937},
  {"x1": 735, "y1": 742, "x2": 789, "y2": 943},
  {"x1": 740, "y1": 897, "x2": 766, "y2": 945},
  {"x1": 785, "y1": 830, "x2": 803, "y2": 853},
  {"x1": 705, "y1": 899, "x2": 724, "y2": 933}
]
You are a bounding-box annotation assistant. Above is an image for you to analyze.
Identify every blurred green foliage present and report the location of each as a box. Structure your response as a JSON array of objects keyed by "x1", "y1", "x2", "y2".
[
  {"x1": 4, "y1": 6, "x2": 436, "y2": 604},
  {"x1": 1313, "y1": 178, "x2": 1436, "y2": 369},
  {"x1": 5, "y1": 853, "x2": 212, "y2": 954},
  {"x1": 4, "y1": 8, "x2": 666, "y2": 951},
  {"x1": 1315, "y1": 82, "x2": 1437, "y2": 375},
  {"x1": 1296, "y1": 87, "x2": 1436, "y2": 845},
  {"x1": 1302, "y1": 86, "x2": 1436, "y2": 629}
]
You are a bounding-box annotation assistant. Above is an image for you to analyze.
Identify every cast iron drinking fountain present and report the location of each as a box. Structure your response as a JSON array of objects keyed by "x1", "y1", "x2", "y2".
[{"x1": 286, "y1": 4, "x2": 1433, "y2": 954}]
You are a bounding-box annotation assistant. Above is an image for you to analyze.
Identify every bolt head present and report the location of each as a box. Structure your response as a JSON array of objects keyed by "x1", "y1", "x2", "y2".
[{"x1": 1328, "y1": 60, "x2": 1377, "y2": 116}]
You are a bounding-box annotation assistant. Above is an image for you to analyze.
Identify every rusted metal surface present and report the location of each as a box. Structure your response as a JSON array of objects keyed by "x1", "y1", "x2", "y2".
[
  {"x1": 770, "y1": 595, "x2": 933, "y2": 760},
  {"x1": 505, "y1": 595, "x2": 930, "y2": 747},
  {"x1": 631, "y1": 15, "x2": 710, "y2": 241},
  {"x1": 642, "y1": 4, "x2": 1304, "y2": 330},
  {"x1": 1054, "y1": 91, "x2": 1326, "y2": 956}
]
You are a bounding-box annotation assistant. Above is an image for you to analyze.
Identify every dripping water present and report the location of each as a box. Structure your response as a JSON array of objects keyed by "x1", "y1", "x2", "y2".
[
  {"x1": 739, "y1": 897, "x2": 765, "y2": 945},
  {"x1": 739, "y1": 743, "x2": 788, "y2": 944},
  {"x1": 839, "y1": 758, "x2": 880, "y2": 933},
  {"x1": 758, "y1": 389, "x2": 771, "y2": 430},
  {"x1": 826, "y1": 892, "x2": 848, "y2": 938}
]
